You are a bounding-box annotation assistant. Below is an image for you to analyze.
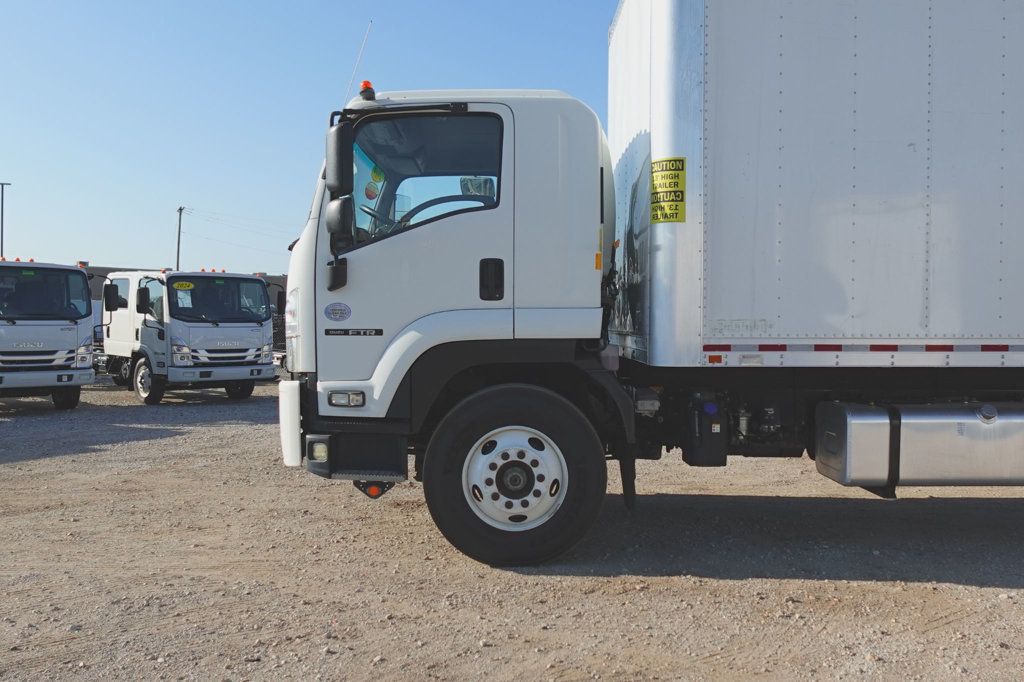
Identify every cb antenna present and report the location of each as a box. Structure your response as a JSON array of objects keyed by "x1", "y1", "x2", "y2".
[{"x1": 343, "y1": 19, "x2": 373, "y2": 104}]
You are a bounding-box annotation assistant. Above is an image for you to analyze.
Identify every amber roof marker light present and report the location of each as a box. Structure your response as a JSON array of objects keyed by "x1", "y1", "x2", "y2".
[{"x1": 359, "y1": 80, "x2": 376, "y2": 101}]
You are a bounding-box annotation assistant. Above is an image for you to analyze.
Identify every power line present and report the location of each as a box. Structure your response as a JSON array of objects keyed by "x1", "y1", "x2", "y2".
[
  {"x1": 180, "y1": 230, "x2": 284, "y2": 256},
  {"x1": 182, "y1": 209, "x2": 296, "y2": 238},
  {"x1": 186, "y1": 207, "x2": 293, "y2": 227}
]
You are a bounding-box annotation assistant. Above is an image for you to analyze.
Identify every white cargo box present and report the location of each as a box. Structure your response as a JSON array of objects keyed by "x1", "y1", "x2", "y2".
[{"x1": 608, "y1": 0, "x2": 1024, "y2": 369}]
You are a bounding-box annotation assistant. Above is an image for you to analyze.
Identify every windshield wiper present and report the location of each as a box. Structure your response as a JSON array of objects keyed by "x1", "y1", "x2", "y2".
[
  {"x1": 0, "y1": 314, "x2": 15, "y2": 325},
  {"x1": 174, "y1": 313, "x2": 220, "y2": 326}
]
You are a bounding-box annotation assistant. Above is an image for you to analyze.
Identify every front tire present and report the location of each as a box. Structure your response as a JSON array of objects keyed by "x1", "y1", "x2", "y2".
[
  {"x1": 422, "y1": 384, "x2": 607, "y2": 566},
  {"x1": 225, "y1": 380, "x2": 255, "y2": 400},
  {"x1": 51, "y1": 387, "x2": 81, "y2": 410},
  {"x1": 110, "y1": 358, "x2": 131, "y2": 387},
  {"x1": 133, "y1": 358, "x2": 165, "y2": 405}
]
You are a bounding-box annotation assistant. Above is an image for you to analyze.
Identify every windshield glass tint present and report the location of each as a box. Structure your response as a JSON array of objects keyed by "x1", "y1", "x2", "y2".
[
  {"x1": 166, "y1": 277, "x2": 270, "y2": 323},
  {"x1": 0, "y1": 267, "x2": 91, "y2": 320}
]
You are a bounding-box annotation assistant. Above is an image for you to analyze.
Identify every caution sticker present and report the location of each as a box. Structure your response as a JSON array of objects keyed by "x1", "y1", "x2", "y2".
[
  {"x1": 173, "y1": 281, "x2": 194, "y2": 290},
  {"x1": 650, "y1": 157, "x2": 686, "y2": 223}
]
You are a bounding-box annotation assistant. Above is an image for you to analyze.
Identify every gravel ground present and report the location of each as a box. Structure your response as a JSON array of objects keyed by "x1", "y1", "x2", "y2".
[{"x1": 2, "y1": 379, "x2": 1023, "y2": 680}]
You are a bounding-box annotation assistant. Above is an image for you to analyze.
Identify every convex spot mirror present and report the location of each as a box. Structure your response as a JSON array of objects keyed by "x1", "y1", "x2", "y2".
[
  {"x1": 325, "y1": 195, "x2": 355, "y2": 248},
  {"x1": 460, "y1": 176, "x2": 496, "y2": 199}
]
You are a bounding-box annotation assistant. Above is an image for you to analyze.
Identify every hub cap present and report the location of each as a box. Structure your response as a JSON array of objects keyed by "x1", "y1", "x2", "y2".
[
  {"x1": 136, "y1": 364, "x2": 151, "y2": 396},
  {"x1": 462, "y1": 426, "x2": 568, "y2": 531}
]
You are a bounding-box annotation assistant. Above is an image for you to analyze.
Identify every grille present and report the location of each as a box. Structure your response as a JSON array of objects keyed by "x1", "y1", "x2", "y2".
[
  {"x1": 190, "y1": 347, "x2": 262, "y2": 367},
  {"x1": 0, "y1": 349, "x2": 75, "y2": 372}
]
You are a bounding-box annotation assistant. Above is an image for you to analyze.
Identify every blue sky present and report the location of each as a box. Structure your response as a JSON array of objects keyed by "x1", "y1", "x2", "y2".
[{"x1": 0, "y1": 1, "x2": 618, "y2": 274}]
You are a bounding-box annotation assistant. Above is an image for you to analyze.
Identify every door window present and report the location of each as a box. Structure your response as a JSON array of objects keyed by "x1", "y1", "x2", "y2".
[
  {"x1": 111, "y1": 278, "x2": 130, "y2": 309},
  {"x1": 143, "y1": 279, "x2": 165, "y2": 323},
  {"x1": 349, "y1": 114, "x2": 502, "y2": 244}
]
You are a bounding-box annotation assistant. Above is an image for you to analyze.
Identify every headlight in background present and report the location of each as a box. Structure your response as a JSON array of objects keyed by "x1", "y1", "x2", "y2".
[
  {"x1": 284, "y1": 289, "x2": 299, "y2": 373},
  {"x1": 171, "y1": 336, "x2": 193, "y2": 367},
  {"x1": 75, "y1": 342, "x2": 93, "y2": 368}
]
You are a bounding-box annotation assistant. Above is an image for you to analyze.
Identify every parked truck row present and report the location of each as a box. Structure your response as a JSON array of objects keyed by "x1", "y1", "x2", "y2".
[
  {"x1": 0, "y1": 260, "x2": 277, "y2": 409},
  {"x1": 279, "y1": 0, "x2": 1024, "y2": 565}
]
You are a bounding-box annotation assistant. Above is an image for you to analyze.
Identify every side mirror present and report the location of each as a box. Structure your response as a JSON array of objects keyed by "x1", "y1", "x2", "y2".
[
  {"x1": 325, "y1": 195, "x2": 355, "y2": 248},
  {"x1": 276, "y1": 290, "x2": 287, "y2": 314},
  {"x1": 103, "y1": 284, "x2": 120, "y2": 312},
  {"x1": 135, "y1": 287, "x2": 150, "y2": 315},
  {"x1": 325, "y1": 120, "x2": 354, "y2": 198}
]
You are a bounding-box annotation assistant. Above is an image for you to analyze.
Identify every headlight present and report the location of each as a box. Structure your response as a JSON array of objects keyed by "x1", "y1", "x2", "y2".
[
  {"x1": 171, "y1": 339, "x2": 193, "y2": 367},
  {"x1": 260, "y1": 343, "x2": 272, "y2": 364},
  {"x1": 75, "y1": 342, "x2": 93, "y2": 368}
]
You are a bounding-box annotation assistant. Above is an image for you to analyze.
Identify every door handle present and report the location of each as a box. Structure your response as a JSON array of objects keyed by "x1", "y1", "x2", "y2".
[{"x1": 479, "y1": 258, "x2": 504, "y2": 301}]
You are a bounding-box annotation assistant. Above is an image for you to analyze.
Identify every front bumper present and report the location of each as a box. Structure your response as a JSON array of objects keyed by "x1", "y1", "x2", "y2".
[
  {"x1": 0, "y1": 368, "x2": 94, "y2": 393},
  {"x1": 166, "y1": 364, "x2": 276, "y2": 384}
]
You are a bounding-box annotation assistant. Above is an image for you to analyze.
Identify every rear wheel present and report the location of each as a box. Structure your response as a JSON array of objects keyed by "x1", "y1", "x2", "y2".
[
  {"x1": 133, "y1": 358, "x2": 165, "y2": 405},
  {"x1": 225, "y1": 380, "x2": 255, "y2": 400},
  {"x1": 422, "y1": 384, "x2": 607, "y2": 566},
  {"x1": 51, "y1": 387, "x2": 81, "y2": 410}
]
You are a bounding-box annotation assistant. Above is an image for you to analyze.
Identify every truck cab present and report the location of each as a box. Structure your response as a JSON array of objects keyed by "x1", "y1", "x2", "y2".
[
  {"x1": 102, "y1": 270, "x2": 275, "y2": 404},
  {"x1": 280, "y1": 89, "x2": 624, "y2": 564},
  {"x1": 0, "y1": 260, "x2": 95, "y2": 410}
]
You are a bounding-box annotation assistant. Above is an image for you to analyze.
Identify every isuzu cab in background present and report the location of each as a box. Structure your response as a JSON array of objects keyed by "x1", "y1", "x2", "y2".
[
  {"x1": 281, "y1": 0, "x2": 1024, "y2": 565},
  {"x1": 102, "y1": 270, "x2": 275, "y2": 404},
  {"x1": 0, "y1": 260, "x2": 94, "y2": 409}
]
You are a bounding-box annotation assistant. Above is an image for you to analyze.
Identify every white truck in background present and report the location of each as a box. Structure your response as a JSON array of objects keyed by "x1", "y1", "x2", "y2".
[
  {"x1": 280, "y1": 0, "x2": 1024, "y2": 565},
  {"x1": 101, "y1": 270, "x2": 276, "y2": 404},
  {"x1": 0, "y1": 260, "x2": 95, "y2": 409}
]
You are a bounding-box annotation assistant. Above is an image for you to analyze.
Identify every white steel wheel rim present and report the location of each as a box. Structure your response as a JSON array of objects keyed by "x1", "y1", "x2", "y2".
[
  {"x1": 136, "y1": 364, "x2": 151, "y2": 396},
  {"x1": 461, "y1": 425, "x2": 569, "y2": 532}
]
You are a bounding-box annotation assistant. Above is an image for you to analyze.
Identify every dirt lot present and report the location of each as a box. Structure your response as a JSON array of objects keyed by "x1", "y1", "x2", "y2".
[{"x1": 1, "y1": 380, "x2": 1023, "y2": 680}]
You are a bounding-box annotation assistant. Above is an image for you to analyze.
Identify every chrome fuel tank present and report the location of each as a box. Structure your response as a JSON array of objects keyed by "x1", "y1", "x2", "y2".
[{"x1": 816, "y1": 402, "x2": 1024, "y2": 487}]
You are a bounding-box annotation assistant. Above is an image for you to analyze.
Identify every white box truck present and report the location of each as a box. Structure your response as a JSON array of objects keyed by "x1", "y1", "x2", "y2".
[
  {"x1": 280, "y1": 0, "x2": 1024, "y2": 565},
  {"x1": 101, "y1": 270, "x2": 276, "y2": 404},
  {"x1": 0, "y1": 259, "x2": 95, "y2": 409}
]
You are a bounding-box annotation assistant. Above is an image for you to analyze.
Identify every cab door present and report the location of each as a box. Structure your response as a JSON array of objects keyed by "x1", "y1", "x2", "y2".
[
  {"x1": 104, "y1": 277, "x2": 133, "y2": 357},
  {"x1": 315, "y1": 104, "x2": 514, "y2": 384}
]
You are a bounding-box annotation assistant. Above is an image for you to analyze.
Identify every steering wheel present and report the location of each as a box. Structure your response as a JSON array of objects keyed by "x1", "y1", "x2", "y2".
[
  {"x1": 401, "y1": 195, "x2": 496, "y2": 225},
  {"x1": 359, "y1": 204, "x2": 401, "y2": 235}
]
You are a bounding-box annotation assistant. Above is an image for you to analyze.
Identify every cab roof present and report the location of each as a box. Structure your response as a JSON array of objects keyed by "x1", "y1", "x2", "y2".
[
  {"x1": 345, "y1": 88, "x2": 574, "y2": 110},
  {"x1": 0, "y1": 260, "x2": 85, "y2": 271},
  {"x1": 106, "y1": 270, "x2": 265, "y2": 280}
]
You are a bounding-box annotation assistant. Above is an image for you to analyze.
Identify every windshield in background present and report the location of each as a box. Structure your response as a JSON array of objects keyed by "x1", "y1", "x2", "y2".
[
  {"x1": 0, "y1": 267, "x2": 91, "y2": 320},
  {"x1": 167, "y1": 277, "x2": 270, "y2": 323}
]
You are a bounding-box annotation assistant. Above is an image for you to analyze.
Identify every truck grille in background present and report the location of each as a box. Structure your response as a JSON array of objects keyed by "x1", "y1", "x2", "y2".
[
  {"x1": 0, "y1": 349, "x2": 75, "y2": 372},
  {"x1": 190, "y1": 347, "x2": 261, "y2": 367}
]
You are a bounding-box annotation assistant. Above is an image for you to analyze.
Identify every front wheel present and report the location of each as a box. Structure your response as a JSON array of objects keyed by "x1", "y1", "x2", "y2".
[
  {"x1": 134, "y1": 358, "x2": 165, "y2": 405},
  {"x1": 224, "y1": 380, "x2": 255, "y2": 400},
  {"x1": 110, "y1": 358, "x2": 131, "y2": 387},
  {"x1": 51, "y1": 387, "x2": 81, "y2": 410},
  {"x1": 422, "y1": 384, "x2": 607, "y2": 566}
]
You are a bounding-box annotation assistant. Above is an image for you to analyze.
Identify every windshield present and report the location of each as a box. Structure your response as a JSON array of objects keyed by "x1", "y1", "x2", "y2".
[
  {"x1": 0, "y1": 267, "x2": 91, "y2": 320},
  {"x1": 166, "y1": 276, "x2": 271, "y2": 323}
]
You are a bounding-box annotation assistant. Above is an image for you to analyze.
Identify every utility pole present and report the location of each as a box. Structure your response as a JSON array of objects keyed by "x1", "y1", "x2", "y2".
[
  {"x1": 176, "y1": 206, "x2": 185, "y2": 270},
  {"x1": 0, "y1": 182, "x2": 10, "y2": 259}
]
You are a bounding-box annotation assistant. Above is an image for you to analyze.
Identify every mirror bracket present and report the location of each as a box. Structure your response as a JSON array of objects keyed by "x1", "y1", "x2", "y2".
[{"x1": 327, "y1": 258, "x2": 348, "y2": 291}]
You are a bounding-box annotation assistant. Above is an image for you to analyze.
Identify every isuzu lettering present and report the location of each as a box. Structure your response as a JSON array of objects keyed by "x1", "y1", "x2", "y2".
[
  {"x1": 280, "y1": 0, "x2": 1024, "y2": 565},
  {"x1": 0, "y1": 260, "x2": 95, "y2": 410},
  {"x1": 102, "y1": 270, "x2": 275, "y2": 404}
]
